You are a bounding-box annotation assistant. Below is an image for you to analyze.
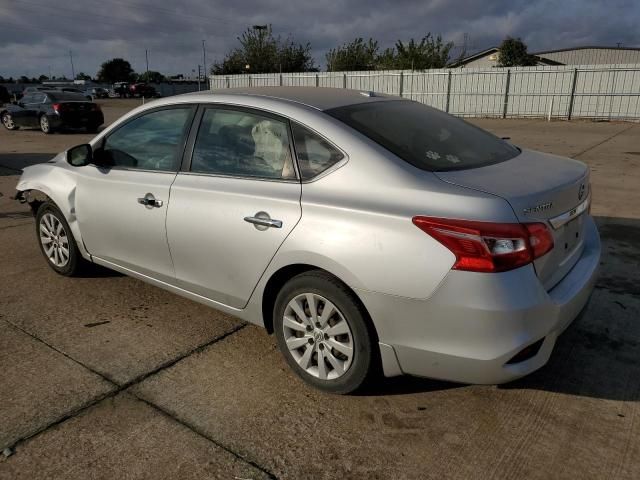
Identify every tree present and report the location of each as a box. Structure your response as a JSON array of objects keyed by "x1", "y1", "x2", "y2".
[
  {"x1": 497, "y1": 37, "x2": 537, "y2": 67},
  {"x1": 326, "y1": 34, "x2": 453, "y2": 71},
  {"x1": 326, "y1": 38, "x2": 379, "y2": 71},
  {"x1": 96, "y1": 58, "x2": 136, "y2": 83},
  {"x1": 38, "y1": 75, "x2": 49, "y2": 82},
  {"x1": 75, "y1": 72, "x2": 92, "y2": 81},
  {"x1": 393, "y1": 34, "x2": 453, "y2": 70},
  {"x1": 213, "y1": 26, "x2": 315, "y2": 74},
  {"x1": 137, "y1": 70, "x2": 166, "y2": 83}
]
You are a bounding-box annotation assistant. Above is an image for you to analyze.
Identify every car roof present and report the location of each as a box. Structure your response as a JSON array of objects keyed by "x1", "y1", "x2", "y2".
[{"x1": 180, "y1": 86, "x2": 400, "y2": 111}]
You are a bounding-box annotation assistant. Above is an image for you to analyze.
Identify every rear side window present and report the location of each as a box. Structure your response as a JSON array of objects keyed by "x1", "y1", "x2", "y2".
[
  {"x1": 326, "y1": 100, "x2": 520, "y2": 171},
  {"x1": 191, "y1": 108, "x2": 296, "y2": 180},
  {"x1": 291, "y1": 123, "x2": 344, "y2": 180}
]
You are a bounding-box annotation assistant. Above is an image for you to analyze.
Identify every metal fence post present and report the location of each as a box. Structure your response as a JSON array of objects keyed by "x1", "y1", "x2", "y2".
[
  {"x1": 399, "y1": 71, "x2": 404, "y2": 97},
  {"x1": 502, "y1": 69, "x2": 511, "y2": 118},
  {"x1": 343, "y1": 73, "x2": 347, "y2": 89},
  {"x1": 248, "y1": 75, "x2": 252, "y2": 87},
  {"x1": 279, "y1": 73, "x2": 283, "y2": 86},
  {"x1": 567, "y1": 68, "x2": 578, "y2": 120},
  {"x1": 445, "y1": 70, "x2": 452, "y2": 113},
  {"x1": 315, "y1": 73, "x2": 319, "y2": 87},
  {"x1": 226, "y1": 77, "x2": 230, "y2": 89}
]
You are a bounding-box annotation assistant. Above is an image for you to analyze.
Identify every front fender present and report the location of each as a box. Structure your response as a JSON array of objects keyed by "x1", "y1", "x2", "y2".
[{"x1": 16, "y1": 159, "x2": 90, "y2": 260}]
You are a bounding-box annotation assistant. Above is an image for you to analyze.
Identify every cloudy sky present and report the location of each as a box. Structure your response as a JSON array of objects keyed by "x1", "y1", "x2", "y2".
[{"x1": 1, "y1": 0, "x2": 638, "y2": 79}]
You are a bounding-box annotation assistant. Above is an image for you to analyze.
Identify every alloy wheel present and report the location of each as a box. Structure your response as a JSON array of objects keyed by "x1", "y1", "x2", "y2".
[
  {"x1": 40, "y1": 115, "x2": 50, "y2": 133},
  {"x1": 282, "y1": 293, "x2": 354, "y2": 380},
  {"x1": 2, "y1": 113, "x2": 14, "y2": 129},
  {"x1": 39, "y1": 213, "x2": 70, "y2": 267}
]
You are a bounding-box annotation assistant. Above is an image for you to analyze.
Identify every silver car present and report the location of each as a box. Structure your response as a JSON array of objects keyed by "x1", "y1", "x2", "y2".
[{"x1": 14, "y1": 87, "x2": 600, "y2": 394}]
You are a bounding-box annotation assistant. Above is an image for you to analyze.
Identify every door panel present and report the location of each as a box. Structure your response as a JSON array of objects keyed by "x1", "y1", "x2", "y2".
[
  {"x1": 166, "y1": 174, "x2": 301, "y2": 308},
  {"x1": 76, "y1": 168, "x2": 177, "y2": 282}
]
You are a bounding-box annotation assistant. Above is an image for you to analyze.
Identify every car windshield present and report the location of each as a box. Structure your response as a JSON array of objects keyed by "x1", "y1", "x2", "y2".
[
  {"x1": 47, "y1": 92, "x2": 87, "y2": 102},
  {"x1": 326, "y1": 100, "x2": 520, "y2": 171}
]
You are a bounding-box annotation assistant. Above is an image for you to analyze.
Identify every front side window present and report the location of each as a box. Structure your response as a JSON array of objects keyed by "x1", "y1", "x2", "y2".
[
  {"x1": 291, "y1": 123, "x2": 344, "y2": 180},
  {"x1": 99, "y1": 107, "x2": 192, "y2": 171},
  {"x1": 326, "y1": 100, "x2": 520, "y2": 172},
  {"x1": 191, "y1": 108, "x2": 296, "y2": 180}
]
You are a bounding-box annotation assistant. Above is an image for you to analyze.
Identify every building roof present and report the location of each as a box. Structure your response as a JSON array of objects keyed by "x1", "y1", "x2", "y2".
[
  {"x1": 448, "y1": 46, "x2": 564, "y2": 67},
  {"x1": 182, "y1": 86, "x2": 397, "y2": 111},
  {"x1": 532, "y1": 45, "x2": 640, "y2": 55}
]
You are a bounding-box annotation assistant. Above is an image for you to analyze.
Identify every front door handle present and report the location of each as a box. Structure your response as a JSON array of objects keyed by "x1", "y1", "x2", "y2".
[
  {"x1": 137, "y1": 193, "x2": 163, "y2": 208},
  {"x1": 244, "y1": 211, "x2": 282, "y2": 230}
]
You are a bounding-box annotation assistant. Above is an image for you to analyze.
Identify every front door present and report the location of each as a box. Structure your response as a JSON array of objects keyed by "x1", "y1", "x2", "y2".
[
  {"x1": 166, "y1": 106, "x2": 302, "y2": 308},
  {"x1": 76, "y1": 105, "x2": 196, "y2": 282}
]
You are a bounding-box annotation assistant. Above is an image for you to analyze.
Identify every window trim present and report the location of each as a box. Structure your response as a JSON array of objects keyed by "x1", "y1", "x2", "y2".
[
  {"x1": 182, "y1": 104, "x2": 301, "y2": 183},
  {"x1": 94, "y1": 104, "x2": 198, "y2": 173}
]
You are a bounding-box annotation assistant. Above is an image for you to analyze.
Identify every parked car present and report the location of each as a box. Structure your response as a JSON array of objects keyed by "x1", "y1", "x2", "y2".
[
  {"x1": 1, "y1": 90, "x2": 104, "y2": 133},
  {"x1": 113, "y1": 82, "x2": 130, "y2": 98},
  {"x1": 129, "y1": 82, "x2": 157, "y2": 98},
  {"x1": 13, "y1": 87, "x2": 600, "y2": 394},
  {"x1": 85, "y1": 87, "x2": 109, "y2": 100},
  {"x1": 0, "y1": 85, "x2": 10, "y2": 104},
  {"x1": 22, "y1": 86, "x2": 49, "y2": 95}
]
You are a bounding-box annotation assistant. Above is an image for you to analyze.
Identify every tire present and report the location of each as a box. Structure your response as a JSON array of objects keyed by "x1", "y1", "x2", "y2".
[
  {"x1": 35, "y1": 202, "x2": 86, "y2": 276},
  {"x1": 39, "y1": 114, "x2": 52, "y2": 134},
  {"x1": 273, "y1": 271, "x2": 375, "y2": 394},
  {"x1": 1, "y1": 111, "x2": 18, "y2": 130}
]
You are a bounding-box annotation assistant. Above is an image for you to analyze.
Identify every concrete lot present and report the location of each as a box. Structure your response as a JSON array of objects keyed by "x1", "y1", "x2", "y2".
[{"x1": 0, "y1": 99, "x2": 639, "y2": 479}]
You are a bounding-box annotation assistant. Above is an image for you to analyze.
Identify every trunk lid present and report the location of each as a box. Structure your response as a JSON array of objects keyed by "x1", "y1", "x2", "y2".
[{"x1": 435, "y1": 149, "x2": 590, "y2": 290}]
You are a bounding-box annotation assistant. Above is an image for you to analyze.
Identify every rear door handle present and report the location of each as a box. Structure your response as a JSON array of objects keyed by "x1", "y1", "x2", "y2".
[{"x1": 244, "y1": 211, "x2": 282, "y2": 230}]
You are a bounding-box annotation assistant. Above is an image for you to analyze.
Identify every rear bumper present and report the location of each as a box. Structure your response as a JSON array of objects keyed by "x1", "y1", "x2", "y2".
[
  {"x1": 49, "y1": 111, "x2": 104, "y2": 128},
  {"x1": 360, "y1": 215, "x2": 601, "y2": 384}
]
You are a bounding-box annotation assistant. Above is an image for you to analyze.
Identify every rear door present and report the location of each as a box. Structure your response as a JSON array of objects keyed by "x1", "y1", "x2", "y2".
[
  {"x1": 76, "y1": 105, "x2": 196, "y2": 282},
  {"x1": 12, "y1": 93, "x2": 39, "y2": 127},
  {"x1": 166, "y1": 105, "x2": 302, "y2": 308}
]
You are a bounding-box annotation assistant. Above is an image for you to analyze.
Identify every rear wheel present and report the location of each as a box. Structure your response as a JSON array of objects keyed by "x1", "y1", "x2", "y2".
[
  {"x1": 35, "y1": 202, "x2": 86, "y2": 276},
  {"x1": 39, "y1": 114, "x2": 52, "y2": 134},
  {"x1": 274, "y1": 271, "x2": 375, "y2": 394},
  {"x1": 1, "y1": 111, "x2": 18, "y2": 130}
]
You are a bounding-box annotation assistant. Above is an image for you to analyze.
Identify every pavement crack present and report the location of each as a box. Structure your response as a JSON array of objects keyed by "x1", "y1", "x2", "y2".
[
  {"x1": 133, "y1": 395, "x2": 278, "y2": 480},
  {"x1": 571, "y1": 123, "x2": 637, "y2": 158},
  {"x1": 2, "y1": 321, "x2": 248, "y2": 455}
]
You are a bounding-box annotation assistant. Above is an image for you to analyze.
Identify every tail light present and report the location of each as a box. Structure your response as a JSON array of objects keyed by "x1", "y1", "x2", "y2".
[
  {"x1": 412, "y1": 216, "x2": 554, "y2": 273},
  {"x1": 52, "y1": 103, "x2": 61, "y2": 113}
]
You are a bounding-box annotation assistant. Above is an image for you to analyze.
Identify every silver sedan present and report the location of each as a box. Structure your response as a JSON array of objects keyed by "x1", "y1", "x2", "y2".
[{"x1": 14, "y1": 87, "x2": 600, "y2": 394}]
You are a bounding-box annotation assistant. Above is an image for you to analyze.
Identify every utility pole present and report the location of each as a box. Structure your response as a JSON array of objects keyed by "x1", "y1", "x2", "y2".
[
  {"x1": 202, "y1": 40, "x2": 207, "y2": 79},
  {"x1": 197, "y1": 65, "x2": 201, "y2": 91},
  {"x1": 145, "y1": 49, "x2": 149, "y2": 79},
  {"x1": 69, "y1": 50, "x2": 75, "y2": 80}
]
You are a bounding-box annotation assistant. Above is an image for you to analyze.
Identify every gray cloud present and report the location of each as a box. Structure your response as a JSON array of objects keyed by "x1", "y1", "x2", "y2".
[{"x1": 1, "y1": 0, "x2": 638, "y2": 79}]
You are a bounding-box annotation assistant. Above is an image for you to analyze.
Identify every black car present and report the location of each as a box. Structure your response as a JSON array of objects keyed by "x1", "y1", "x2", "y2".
[{"x1": 0, "y1": 91, "x2": 104, "y2": 134}]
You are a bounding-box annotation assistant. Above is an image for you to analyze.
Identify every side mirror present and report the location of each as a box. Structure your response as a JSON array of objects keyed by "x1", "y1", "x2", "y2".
[{"x1": 67, "y1": 144, "x2": 92, "y2": 167}]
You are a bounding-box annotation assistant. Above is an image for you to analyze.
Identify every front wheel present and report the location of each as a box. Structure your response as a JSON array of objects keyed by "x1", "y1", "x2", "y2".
[
  {"x1": 39, "y1": 114, "x2": 53, "y2": 134},
  {"x1": 1, "y1": 111, "x2": 18, "y2": 130},
  {"x1": 274, "y1": 271, "x2": 376, "y2": 394},
  {"x1": 35, "y1": 202, "x2": 85, "y2": 276}
]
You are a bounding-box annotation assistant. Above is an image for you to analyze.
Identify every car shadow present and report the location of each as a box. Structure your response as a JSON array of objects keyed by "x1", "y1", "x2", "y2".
[
  {"x1": 366, "y1": 216, "x2": 640, "y2": 401},
  {"x1": 0, "y1": 153, "x2": 56, "y2": 175}
]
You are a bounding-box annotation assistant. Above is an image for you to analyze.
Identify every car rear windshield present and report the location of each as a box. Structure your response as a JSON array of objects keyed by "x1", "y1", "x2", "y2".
[
  {"x1": 325, "y1": 100, "x2": 520, "y2": 171},
  {"x1": 48, "y1": 92, "x2": 87, "y2": 102}
]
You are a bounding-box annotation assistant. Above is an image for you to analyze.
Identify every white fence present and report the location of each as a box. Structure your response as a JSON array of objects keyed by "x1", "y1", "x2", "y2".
[{"x1": 209, "y1": 64, "x2": 640, "y2": 120}]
